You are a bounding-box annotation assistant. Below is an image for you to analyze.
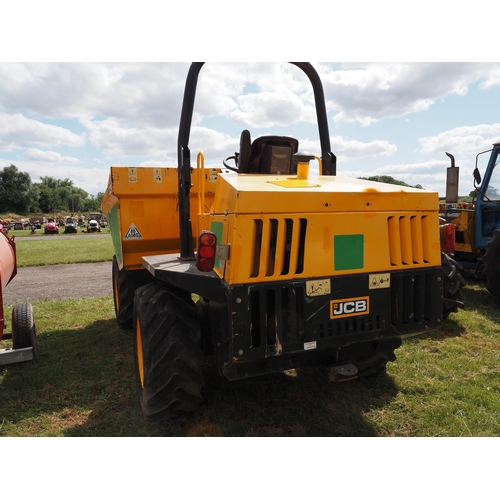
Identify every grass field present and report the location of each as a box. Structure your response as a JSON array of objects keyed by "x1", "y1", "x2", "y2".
[
  {"x1": 1, "y1": 278, "x2": 499, "y2": 437},
  {"x1": 2, "y1": 229, "x2": 500, "y2": 437},
  {"x1": 13, "y1": 233, "x2": 114, "y2": 266}
]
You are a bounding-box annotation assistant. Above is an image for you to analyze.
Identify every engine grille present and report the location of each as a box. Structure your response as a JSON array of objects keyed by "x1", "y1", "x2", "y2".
[
  {"x1": 240, "y1": 268, "x2": 443, "y2": 358},
  {"x1": 250, "y1": 217, "x2": 307, "y2": 279},
  {"x1": 387, "y1": 215, "x2": 432, "y2": 266},
  {"x1": 390, "y1": 271, "x2": 440, "y2": 327},
  {"x1": 246, "y1": 286, "x2": 384, "y2": 357}
]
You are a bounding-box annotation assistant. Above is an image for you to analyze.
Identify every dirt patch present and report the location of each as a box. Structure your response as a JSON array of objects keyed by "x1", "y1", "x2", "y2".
[{"x1": 3, "y1": 262, "x2": 113, "y2": 305}]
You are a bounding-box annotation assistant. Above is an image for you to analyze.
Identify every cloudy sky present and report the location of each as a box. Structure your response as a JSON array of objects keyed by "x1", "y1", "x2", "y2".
[{"x1": 2, "y1": 4, "x2": 496, "y2": 198}]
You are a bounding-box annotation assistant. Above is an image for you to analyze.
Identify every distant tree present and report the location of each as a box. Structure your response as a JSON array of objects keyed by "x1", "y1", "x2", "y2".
[
  {"x1": 358, "y1": 175, "x2": 423, "y2": 189},
  {"x1": 37, "y1": 185, "x2": 59, "y2": 213},
  {"x1": 0, "y1": 167, "x2": 104, "y2": 216},
  {"x1": 81, "y1": 192, "x2": 104, "y2": 212},
  {"x1": 34, "y1": 177, "x2": 93, "y2": 213},
  {"x1": 0, "y1": 164, "x2": 33, "y2": 214},
  {"x1": 27, "y1": 184, "x2": 41, "y2": 213}
]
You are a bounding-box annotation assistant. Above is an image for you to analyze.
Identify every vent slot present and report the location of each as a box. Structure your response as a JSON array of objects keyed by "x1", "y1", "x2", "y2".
[
  {"x1": 250, "y1": 217, "x2": 307, "y2": 279},
  {"x1": 387, "y1": 215, "x2": 431, "y2": 266},
  {"x1": 296, "y1": 219, "x2": 307, "y2": 274},
  {"x1": 281, "y1": 219, "x2": 293, "y2": 275},
  {"x1": 391, "y1": 272, "x2": 432, "y2": 325},
  {"x1": 250, "y1": 220, "x2": 263, "y2": 278},
  {"x1": 249, "y1": 287, "x2": 305, "y2": 350}
]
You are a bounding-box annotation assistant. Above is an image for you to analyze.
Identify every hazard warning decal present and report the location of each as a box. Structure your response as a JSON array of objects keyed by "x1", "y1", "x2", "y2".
[{"x1": 124, "y1": 223, "x2": 143, "y2": 240}]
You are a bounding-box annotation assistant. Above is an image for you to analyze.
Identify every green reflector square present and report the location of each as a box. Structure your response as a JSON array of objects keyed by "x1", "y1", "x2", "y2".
[
  {"x1": 334, "y1": 234, "x2": 364, "y2": 270},
  {"x1": 210, "y1": 221, "x2": 223, "y2": 267}
]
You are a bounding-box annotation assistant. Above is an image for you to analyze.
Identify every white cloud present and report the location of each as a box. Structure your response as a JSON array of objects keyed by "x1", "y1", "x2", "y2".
[
  {"x1": 25, "y1": 148, "x2": 80, "y2": 165},
  {"x1": 365, "y1": 159, "x2": 474, "y2": 196},
  {"x1": 80, "y1": 117, "x2": 176, "y2": 158},
  {"x1": 330, "y1": 136, "x2": 397, "y2": 160},
  {"x1": 319, "y1": 62, "x2": 498, "y2": 125},
  {"x1": 0, "y1": 112, "x2": 84, "y2": 152},
  {"x1": 2, "y1": 62, "x2": 500, "y2": 197},
  {"x1": 419, "y1": 123, "x2": 500, "y2": 157},
  {"x1": 0, "y1": 63, "x2": 189, "y2": 128},
  {"x1": 229, "y1": 91, "x2": 316, "y2": 128}
]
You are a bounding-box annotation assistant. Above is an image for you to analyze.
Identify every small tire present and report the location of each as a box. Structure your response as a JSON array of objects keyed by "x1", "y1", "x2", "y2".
[
  {"x1": 11, "y1": 303, "x2": 37, "y2": 357},
  {"x1": 483, "y1": 229, "x2": 500, "y2": 304},
  {"x1": 112, "y1": 255, "x2": 133, "y2": 330},
  {"x1": 133, "y1": 282, "x2": 204, "y2": 420}
]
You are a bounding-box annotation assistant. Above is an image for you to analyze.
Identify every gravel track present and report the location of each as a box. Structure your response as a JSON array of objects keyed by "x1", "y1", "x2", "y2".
[
  {"x1": 2, "y1": 261, "x2": 113, "y2": 306},
  {"x1": 2, "y1": 233, "x2": 113, "y2": 305}
]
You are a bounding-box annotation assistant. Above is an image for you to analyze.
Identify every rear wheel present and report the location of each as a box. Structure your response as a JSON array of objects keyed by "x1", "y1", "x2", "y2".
[
  {"x1": 442, "y1": 252, "x2": 466, "y2": 319},
  {"x1": 112, "y1": 255, "x2": 133, "y2": 329},
  {"x1": 12, "y1": 303, "x2": 37, "y2": 357},
  {"x1": 133, "y1": 282, "x2": 204, "y2": 420},
  {"x1": 483, "y1": 229, "x2": 500, "y2": 303}
]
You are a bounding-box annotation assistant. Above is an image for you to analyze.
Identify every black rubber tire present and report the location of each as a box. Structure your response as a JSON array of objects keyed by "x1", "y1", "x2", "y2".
[
  {"x1": 11, "y1": 303, "x2": 37, "y2": 357},
  {"x1": 442, "y1": 252, "x2": 466, "y2": 319},
  {"x1": 483, "y1": 229, "x2": 500, "y2": 304},
  {"x1": 112, "y1": 255, "x2": 133, "y2": 330},
  {"x1": 133, "y1": 282, "x2": 204, "y2": 420}
]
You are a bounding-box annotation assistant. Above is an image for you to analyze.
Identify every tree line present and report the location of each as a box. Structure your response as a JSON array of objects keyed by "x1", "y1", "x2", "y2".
[{"x1": 0, "y1": 164, "x2": 104, "y2": 215}]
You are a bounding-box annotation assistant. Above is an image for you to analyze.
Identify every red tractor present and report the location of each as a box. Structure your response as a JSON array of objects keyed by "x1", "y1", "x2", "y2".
[
  {"x1": 44, "y1": 218, "x2": 59, "y2": 234},
  {"x1": 0, "y1": 232, "x2": 36, "y2": 366}
]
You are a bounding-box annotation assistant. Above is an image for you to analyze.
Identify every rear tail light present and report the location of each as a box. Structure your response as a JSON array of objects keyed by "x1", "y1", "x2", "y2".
[
  {"x1": 442, "y1": 223, "x2": 456, "y2": 254},
  {"x1": 196, "y1": 231, "x2": 217, "y2": 272}
]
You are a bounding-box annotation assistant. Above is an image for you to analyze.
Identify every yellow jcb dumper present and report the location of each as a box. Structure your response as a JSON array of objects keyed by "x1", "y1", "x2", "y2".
[{"x1": 102, "y1": 62, "x2": 464, "y2": 420}]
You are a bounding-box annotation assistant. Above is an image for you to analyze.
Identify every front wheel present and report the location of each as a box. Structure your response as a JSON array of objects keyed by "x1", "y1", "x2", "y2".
[
  {"x1": 112, "y1": 255, "x2": 133, "y2": 329},
  {"x1": 133, "y1": 282, "x2": 204, "y2": 420}
]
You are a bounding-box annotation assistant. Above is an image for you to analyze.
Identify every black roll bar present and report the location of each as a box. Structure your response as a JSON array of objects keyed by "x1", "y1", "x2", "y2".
[{"x1": 177, "y1": 62, "x2": 336, "y2": 260}]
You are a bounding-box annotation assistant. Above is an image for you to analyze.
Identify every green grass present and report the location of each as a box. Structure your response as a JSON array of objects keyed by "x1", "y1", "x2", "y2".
[
  {"x1": 14, "y1": 235, "x2": 114, "y2": 266},
  {"x1": 1, "y1": 279, "x2": 499, "y2": 436}
]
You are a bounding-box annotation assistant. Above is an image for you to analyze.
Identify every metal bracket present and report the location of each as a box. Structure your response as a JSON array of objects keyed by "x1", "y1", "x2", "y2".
[{"x1": 0, "y1": 347, "x2": 34, "y2": 366}]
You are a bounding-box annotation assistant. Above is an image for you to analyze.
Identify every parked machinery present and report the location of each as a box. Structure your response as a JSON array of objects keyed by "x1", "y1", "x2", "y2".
[
  {"x1": 102, "y1": 62, "x2": 464, "y2": 420},
  {"x1": 440, "y1": 142, "x2": 500, "y2": 302}
]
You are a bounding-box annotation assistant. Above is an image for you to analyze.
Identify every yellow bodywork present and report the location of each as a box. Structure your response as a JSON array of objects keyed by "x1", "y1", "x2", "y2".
[
  {"x1": 101, "y1": 166, "x2": 217, "y2": 270},
  {"x1": 439, "y1": 202, "x2": 478, "y2": 256},
  {"x1": 102, "y1": 161, "x2": 442, "y2": 283},
  {"x1": 200, "y1": 172, "x2": 442, "y2": 285}
]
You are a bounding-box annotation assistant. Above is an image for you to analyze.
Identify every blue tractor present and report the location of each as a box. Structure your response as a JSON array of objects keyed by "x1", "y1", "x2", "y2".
[{"x1": 440, "y1": 140, "x2": 500, "y2": 302}]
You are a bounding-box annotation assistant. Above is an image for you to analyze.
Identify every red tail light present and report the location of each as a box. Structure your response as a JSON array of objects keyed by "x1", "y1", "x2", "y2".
[
  {"x1": 442, "y1": 223, "x2": 455, "y2": 254},
  {"x1": 196, "y1": 231, "x2": 217, "y2": 272}
]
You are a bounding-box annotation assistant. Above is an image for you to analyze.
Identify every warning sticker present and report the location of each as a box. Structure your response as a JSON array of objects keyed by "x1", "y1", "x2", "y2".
[
  {"x1": 153, "y1": 168, "x2": 162, "y2": 183},
  {"x1": 128, "y1": 167, "x2": 138, "y2": 183},
  {"x1": 306, "y1": 279, "x2": 331, "y2": 297},
  {"x1": 304, "y1": 341, "x2": 317, "y2": 351},
  {"x1": 369, "y1": 273, "x2": 390, "y2": 289},
  {"x1": 124, "y1": 223, "x2": 143, "y2": 240}
]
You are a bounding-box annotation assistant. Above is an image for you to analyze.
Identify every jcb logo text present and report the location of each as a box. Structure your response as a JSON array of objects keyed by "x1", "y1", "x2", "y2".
[{"x1": 330, "y1": 296, "x2": 369, "y2": 319}]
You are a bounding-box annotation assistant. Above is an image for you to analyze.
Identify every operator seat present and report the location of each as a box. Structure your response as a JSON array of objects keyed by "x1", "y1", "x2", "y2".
[{"x1": 237, "y1": 130, "x2": 299, "y2": 175}]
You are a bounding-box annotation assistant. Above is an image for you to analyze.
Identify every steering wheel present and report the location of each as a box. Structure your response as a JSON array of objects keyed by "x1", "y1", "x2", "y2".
[{"x1": 222, "y1": 155, "x2": 240, "y2": 172}]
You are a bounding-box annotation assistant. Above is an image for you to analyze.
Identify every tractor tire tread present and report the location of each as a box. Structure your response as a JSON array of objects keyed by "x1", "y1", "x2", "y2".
[{"x1": 134, "y1": 282, "x2": 204, "y2": 421}]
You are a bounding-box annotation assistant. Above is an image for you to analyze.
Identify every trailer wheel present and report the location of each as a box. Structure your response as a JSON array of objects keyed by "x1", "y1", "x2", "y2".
[
  {"x1": 483, "y1": 229, "x2": 500, "y2": 304},
  {"x1": 133, "y1": 282, "x2": 204, "y2": 420},
  {"x1": 12, "y1": 303, "x2": 37, "y2": 357},
  {"x1": 112, "y1": 255, "x2": 133, "y2": 330},
  {"x1": 442, "y1": 252, "x2": 466, "y2": 319}
]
